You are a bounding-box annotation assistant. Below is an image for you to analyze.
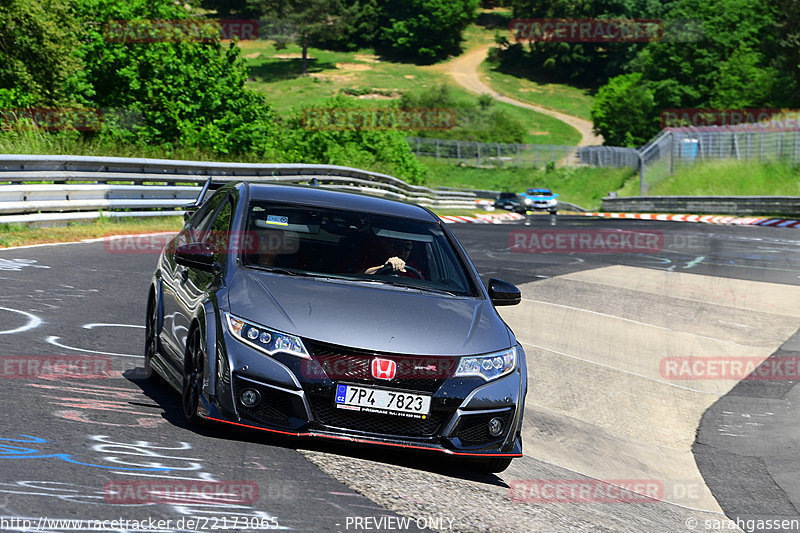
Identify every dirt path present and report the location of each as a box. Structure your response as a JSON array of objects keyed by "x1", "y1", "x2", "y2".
[{"x1": 443, "y1": 45, "x2": 603, "y2": 146}]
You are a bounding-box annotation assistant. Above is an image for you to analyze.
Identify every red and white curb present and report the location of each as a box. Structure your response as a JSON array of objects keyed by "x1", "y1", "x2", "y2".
[
  {"x1": 439, "y1": 213, "x2": 526, "y2": 224},
  {"x1": 575, "y1": 212, "x2": 800, "y2": 228}
]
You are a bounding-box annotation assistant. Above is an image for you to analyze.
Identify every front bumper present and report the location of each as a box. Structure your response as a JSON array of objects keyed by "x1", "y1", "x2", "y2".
[
  {"x1": 524, "y1": 201, "x2": 558, "y2": 212},
  {"x1": 202, "y1": 330, "x2": 525, "y2": 457}
]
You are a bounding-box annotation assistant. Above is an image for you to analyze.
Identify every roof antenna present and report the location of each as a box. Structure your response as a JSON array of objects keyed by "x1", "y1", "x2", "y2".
[{"x1": 309, "y1": 178, "x2": 320, "y2": 188}]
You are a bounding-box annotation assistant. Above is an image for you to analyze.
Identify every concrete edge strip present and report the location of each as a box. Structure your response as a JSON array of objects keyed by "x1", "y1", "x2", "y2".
[
  {"x1": 439, "y1": 213, "x2": 526, "y2": 224},
  {"x1": 574, "y1": 212, "x2": 800, "y2": 228}
]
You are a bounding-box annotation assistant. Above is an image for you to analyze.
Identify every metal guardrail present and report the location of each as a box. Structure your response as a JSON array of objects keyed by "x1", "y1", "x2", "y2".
[
  {"x1": 0, "y1": 155, "x2": 478, "y2": 224},
  {"x1": 602, "y1": 195, "x2": 800, "y2": 217}
]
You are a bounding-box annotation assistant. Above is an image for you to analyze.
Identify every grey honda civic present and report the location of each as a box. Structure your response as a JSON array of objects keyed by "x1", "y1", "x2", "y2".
[{"x1": 145, "y1": 180, "x2": 526, "y2": 472}]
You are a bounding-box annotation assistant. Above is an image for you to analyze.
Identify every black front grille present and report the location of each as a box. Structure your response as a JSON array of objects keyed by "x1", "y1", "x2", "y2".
[
  {"x1": 310, "y1": 399, "x2": 445, "y2": 437},
  {"x1": 457, "y1": 411, "x2": 513, "y2": 444},
  {"x1": 304, "y1": 340, "x2": 455, "y2": 394},
  {"x1": 233, "y1": 375, "x2": 297, "y2": 425}
]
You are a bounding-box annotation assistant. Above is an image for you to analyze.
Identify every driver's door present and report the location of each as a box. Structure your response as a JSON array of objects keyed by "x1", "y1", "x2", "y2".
[{"x1": 160, "y1": 189, "x2": 230, "y2": 367}]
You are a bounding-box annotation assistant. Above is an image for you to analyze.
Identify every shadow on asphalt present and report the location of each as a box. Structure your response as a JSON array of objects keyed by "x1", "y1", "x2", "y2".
[{"x1": 124, "y1": 368, "x2": 509, "y2": 488}]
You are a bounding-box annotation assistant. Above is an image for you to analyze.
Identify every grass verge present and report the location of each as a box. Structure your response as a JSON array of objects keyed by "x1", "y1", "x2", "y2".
[
  {"x1": 423, "y1": 160, "x2": 637, "y2": 209},
  {"x1": 646, "y1": 160, "x2": 800, "y2": 196},
  {"x1": 0, "y1": 208, "x2": 495, "y2": 248},
  {"x1": 242, "y1": 41, "x2": 581, "y2": 145},
  {"x1": 478, "y1": 60, "x2": 595, "y2": 121},
  {"x1": 0, "y1": 216, "x2": 183, "y2": 248}
]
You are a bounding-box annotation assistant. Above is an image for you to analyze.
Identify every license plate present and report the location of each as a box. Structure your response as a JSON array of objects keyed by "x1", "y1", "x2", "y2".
[{"x1": 334, "y1": 384, "x2": 431, "y2": 418}]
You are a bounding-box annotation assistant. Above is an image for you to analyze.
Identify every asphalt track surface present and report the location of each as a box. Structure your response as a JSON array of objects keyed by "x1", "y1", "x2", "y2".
[{"x1": 0, "y1": 214, "x2": 799, "y2": 532}]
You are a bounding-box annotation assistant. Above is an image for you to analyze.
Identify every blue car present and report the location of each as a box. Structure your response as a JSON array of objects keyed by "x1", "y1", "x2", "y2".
[{"x1": 521, "y1": 188, "x2": 559, "y2": 215}]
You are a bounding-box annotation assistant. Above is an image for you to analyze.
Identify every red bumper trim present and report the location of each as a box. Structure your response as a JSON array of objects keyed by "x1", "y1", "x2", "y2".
[{"x1": 202, "y1": 416, "x2": 522, "y2": 458}]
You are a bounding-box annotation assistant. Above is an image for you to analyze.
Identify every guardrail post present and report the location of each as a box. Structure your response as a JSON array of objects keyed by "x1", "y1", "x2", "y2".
[
  {"x1": 669, "y1": 131, "x2": 675, "y2": 176},
  {"x1": 436, "y1": 139, "x2": 440, "y2": 160},
  {"x1": 516, "y1": 144, "x2": 520, "y2": 167},
  {"x1": 477, "y1": 143, "x2": 481, "y2": 167},
  {"x1": 795, "y1": 131, "x2": 799, "y2": 165},
  {"x1": 639, "y1": 152, "x2": 646, "y2": 195},
  {"x1": 416, "y1": 138, "x2": 420, "y2": 157},
  {"x1": 456, "y1": 141, "x2": 461, "y2": 164},
  {"x1": 747, "y1": 132, "x2": 751, "y2": 160}
]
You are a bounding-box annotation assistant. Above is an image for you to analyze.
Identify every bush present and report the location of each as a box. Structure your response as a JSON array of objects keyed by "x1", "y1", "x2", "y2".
[
  {"x1": 73, "y1": 0, "x2": 281, "y2": 156},
  {"x1": 376, "y1": 0, "x2": 479, "y2": 63},
  {"x1": 285, "y1": 96, "x2": 427, "y2": 184},
  {"x1": 399, "y1": 85, "x2": 526, "y2": 143}
]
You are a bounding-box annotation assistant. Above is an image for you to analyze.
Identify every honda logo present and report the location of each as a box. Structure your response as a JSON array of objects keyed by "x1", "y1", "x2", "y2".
[{"x1": 371, "y1": 358, "x2": 397, "y2": 380}]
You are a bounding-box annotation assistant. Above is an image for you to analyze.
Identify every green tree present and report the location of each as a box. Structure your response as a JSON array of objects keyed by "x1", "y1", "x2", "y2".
[
  {"x1": 493, "y1": 0, "x2": 679, "y2": 87},
  {"x1": 247, "y1": 0, "x2": 356, "y2": 75},
  {"x1": 634, "y1": 0, "x2": 781, "y2": 109},
  {"x1": 73, "y1": 0, "x2": 280, "y2": 155},
  {"x1": 377, "y1": 0, "x2": 479, "y2": 63},
  {"x1": 311, "y1": 0, "x2": 380, "y2": 51},
  {"x1": 591, "y1": 73, "x2": 656, "y2": 146},
  {"x1": 199, "y1": 0, "x2": 257, "y2": 18},
  {"x1": 0, "y1": 0, "x2": 89, "y2": 106}
]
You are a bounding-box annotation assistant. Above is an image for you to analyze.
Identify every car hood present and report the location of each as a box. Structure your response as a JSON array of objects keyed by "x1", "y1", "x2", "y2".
[{"x1": 226, "y1": 269, "x2": 511, "y2": 356}]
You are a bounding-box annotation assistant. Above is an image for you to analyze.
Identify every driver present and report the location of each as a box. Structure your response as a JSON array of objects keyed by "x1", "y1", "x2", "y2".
[{"x1": 364, "y1": 238, "x2": 416, "y2": 275}]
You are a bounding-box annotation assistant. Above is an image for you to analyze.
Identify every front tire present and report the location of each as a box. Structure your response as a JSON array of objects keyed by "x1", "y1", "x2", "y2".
[
  {"x1": 182, "y1": 327, "x2": 205, "y2": 425},
  {"x1": 144, "y1": 293, "x2": 158, "y2": 381}
]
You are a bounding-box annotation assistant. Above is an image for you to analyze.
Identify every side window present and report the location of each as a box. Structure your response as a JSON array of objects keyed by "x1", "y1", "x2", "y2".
[
  {"x1": 188, "y1": 190, "x2": 229, "y2": 242},
  {"x1": 203, "y1": 198, "x2": 233, "y2": 254},
  {"x1": 189, "y1": 190, "x2": 227, "y2": 230}
]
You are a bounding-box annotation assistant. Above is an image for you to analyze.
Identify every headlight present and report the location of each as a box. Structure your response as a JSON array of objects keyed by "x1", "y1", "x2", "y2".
[
  {"x1": 224, "y1": 312, "x2": 310, "y2": 359},
  {"x1": 548, "y1": 199, "x2": 557, "y2": 206},
  {"x1": 524, "y1": 198, "x2": 532, "y2": 205},
  {"x1": 454, "y1": 347, "x2": 516, "y2": 381}
]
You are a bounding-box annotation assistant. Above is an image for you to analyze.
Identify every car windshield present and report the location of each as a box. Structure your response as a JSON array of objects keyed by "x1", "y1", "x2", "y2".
[
  {"x1": 527, "y1": 189, "x2": 552, "y2": 196},
  {"x1": 241, "y1": 200, "x2": 477, "y2": 297}
]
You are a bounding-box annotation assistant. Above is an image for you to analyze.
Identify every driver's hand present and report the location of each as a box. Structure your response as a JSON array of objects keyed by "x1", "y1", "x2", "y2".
[{"x1": 385, "y1": 256, "x2": 406, "y2": 272}]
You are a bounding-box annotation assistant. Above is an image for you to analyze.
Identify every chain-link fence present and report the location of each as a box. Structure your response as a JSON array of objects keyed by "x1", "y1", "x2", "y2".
[
  {"x1": 407, "y1": 137, "x2": 584, "y2": 168},
  {"x1": 410, "y1": 126, "x2": 800, "y2": 194},
  {"x1": 407, "y1": 136, "x2": 643, "y2": 170},
  {"x1": 639, "y1": 127, "x2": 800, "y2": 193}
]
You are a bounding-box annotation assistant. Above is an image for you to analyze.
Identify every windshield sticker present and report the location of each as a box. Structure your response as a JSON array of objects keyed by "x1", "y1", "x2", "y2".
[{"x1": 265, "y1": 215, "x2": 289, "y2": 226}]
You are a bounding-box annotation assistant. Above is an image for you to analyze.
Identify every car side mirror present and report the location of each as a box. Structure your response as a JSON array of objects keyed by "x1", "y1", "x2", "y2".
[
  {"x1": 488, "y1": 278, "x2": 521, "y2": 306},
  {"x1": 175, "y1": 243, "x2": 221, "y2": 274}
]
